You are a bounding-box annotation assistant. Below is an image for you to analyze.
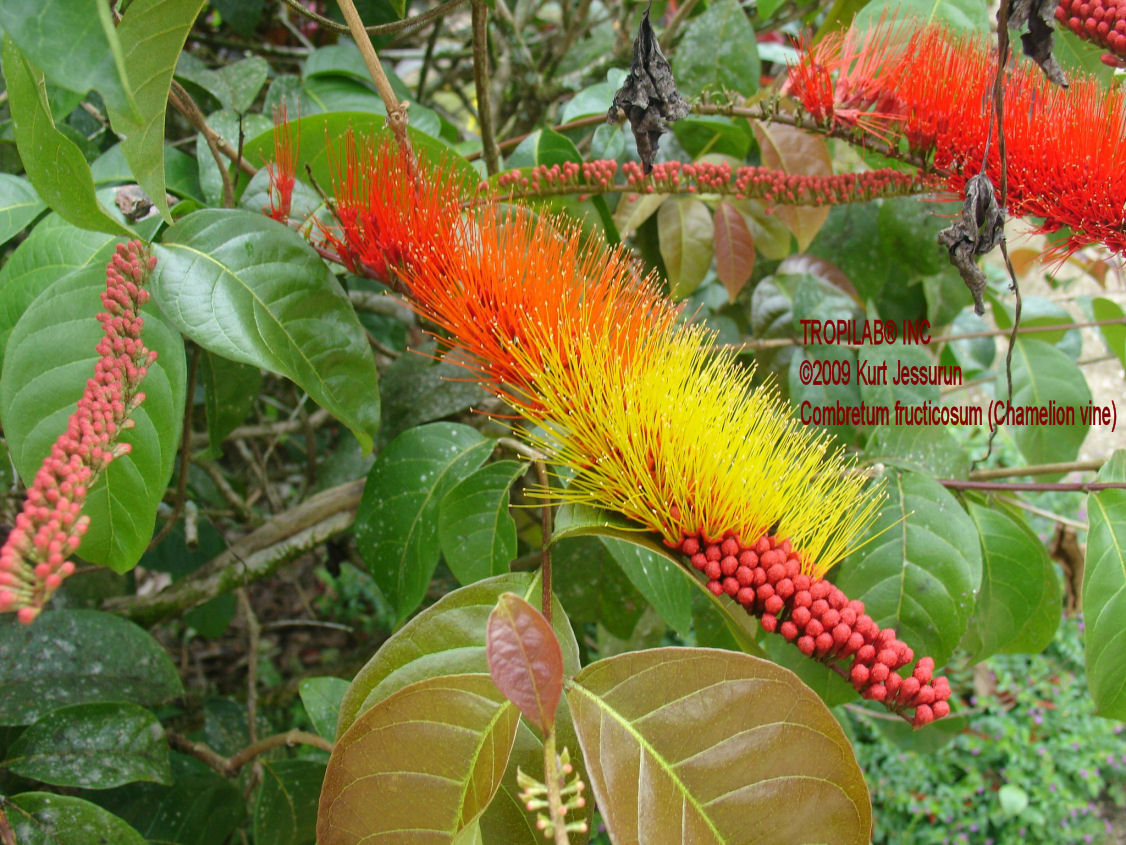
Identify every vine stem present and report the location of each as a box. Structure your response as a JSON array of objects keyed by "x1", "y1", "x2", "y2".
[
  {"x1": 968, "y1": 459, "x2": 1105, "y2": 480},
  {"x1": 471, "y1": 0, "x2": 500, "y2": 175},
  {"x1": 938, "y1": 479, "x2": 1125, "y2": 492},
  {"x1": 541, "y1": 729, "x2": 571, "y2": 845},
  {"x1": 335, "y1": 0, "x2": 415, "y2": 165},
  {"x1": 167, "y1": 729, "x2": 332, "y2": 777}
]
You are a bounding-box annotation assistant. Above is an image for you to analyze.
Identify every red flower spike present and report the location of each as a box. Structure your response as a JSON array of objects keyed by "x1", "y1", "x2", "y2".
[{"x1": 265, "y1": 105, "x2": 297, "y2": 223}]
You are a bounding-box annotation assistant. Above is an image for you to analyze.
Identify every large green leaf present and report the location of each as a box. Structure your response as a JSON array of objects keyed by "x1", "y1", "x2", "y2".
[
  {"x1": 835, "y1": 468, "x2": 982, "y2": 666},
  {"x1": 961, "y1": 502, "x2": 1060, "y2": 662},
  {"x1": 439, "y1": 460, "x2": 526, "y2": 585},
  {"x1": 336, "y1": 572, "x2": 579, "y2": 737},
  {"x1": 658, "y1": 196, "x2": 715, "y2": 299},
  {"x1": 0, "y1": 214, "x2": 117, "y2": 370},
  {"x1": 299, "y1": 676, "x2": 350, "y2": 740},
  {"x1": 567, "y1": 648, "x2": 871, "y2": 844},
  {"x1": 254, "y1": 759, "x2": 324, "y2": 845},
  {"x1": 199, "y1": 351, "x2": 262, "y2": 457},
  {"x1": 318, "y1": 674, "x2": 519, "y2": 844},
  {"x1": 852, "y1": 0, "x2": 989, "y2": 32},
  {"x1": 354, "y1": 423, "x2": 493, "y2": 624},
  {"x1": 107, "y1": 0, "x2": 207, "y2": 223},
  {"x1": 0, "y1": 173, "x2": 44, "y2": 247},
  {"x1": 1084, "y1": 451, "x2": 1126, "y2": 719},
  {"x1": 5, "y1": 701, "x2": 173, "y2": 788},
  {"x1": 1093, "y1": 297, "x2": 1126, "y2": 373},
  {"x1": 176, "y1": 53, "x2": 269, "y2": 114},
  {"x1": 675, "y1": 0, "x2": 760, "y2": 98},
  {"x1": 998, "y1": 338, "x2": 1091, "y2": 468},
  {"x1": 0, "y1": 609, "x2": 182, "y2": 726},
  {"x1": 152, "y1": 209, "x2": 380, "y2": 451},
  {"x1": 600, "y1": 536, "x2": 693, "y2": 638},
  {"x1": 0, "y1": 0, "x2": 135, "y2": 115},
  {"x1": 3, "y1": 38, "x2": 133, "y2": 237},
  {"x1": 4, "y1": 793, "x2": 146, "y2": 845},
  {"x1": 0, "y1": 265, "x2": 187, "y2": 570}
]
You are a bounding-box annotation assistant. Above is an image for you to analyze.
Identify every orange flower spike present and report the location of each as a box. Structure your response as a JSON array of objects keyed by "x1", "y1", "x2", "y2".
[{"x1": 265, "y1": 105, "x2": 298, "y2": 223}]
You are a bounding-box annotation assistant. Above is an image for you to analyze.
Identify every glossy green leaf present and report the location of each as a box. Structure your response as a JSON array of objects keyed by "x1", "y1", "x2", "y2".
[
  {"x1": 4, "y1": 793, "x2": 146, "y2": 845},
  {"x1": 0, "y1": 0, "x2": 134, "y2": 115},
  {"x1": 1093, "y1": 297, "x2": 1126, "y2": 372},
  {"x1": 560, "y1": 70, "x2": 626, "y2": 123},
  {"x1": 240, "y1": 111, "x2": 478, "y2": 190},
  {"x1": 853, "y1": 0, "x2": 989, "y2": 32},
  {"x1": 318, "y1": 674, "x2": 519, "y2": 844},
  {"x1": 764, "y1": 634, "x2": 858, "y2": 706},
  {"x1": 752, "y1": 121, "x2": 832, "y2": 252},
  {"x1": 999, "y1": 338, "x2": 1091, "y2": 468},
  {"x1": 1084, "y1": 451, "x2": 1126, "y2": 719},
  {"x1": 567, "y1": 648, "x2": 871, "y2": 843},
  {"x1": 713, "y1": 200, "x2": 755, "y2": 302},
  {"x1": 552, "y1": 535, "x2": 648, "y2": 639},
  {"x1": 505, "y1": 128, "x2": 582, "y2": 169},
  {"x1": 6, "y1": 701, "x2": 172, "y2": 788},
  {"x1": 354, "y1": 423, "x2": 493, "y2": 624},
  {"x1": 254, "y1": 759, "x2": 325, "y2": 845},
  {"x1": 176, "y1": 53, "x2": 269, "y2": 113},
  {"x1": 0, "y1": 174, "x2": 44, "y2": 247},
  {"x1": 195, "y1": 110, "x2": 273, "y2": 207},
  {"x1": 836, "y1": 468, "x2": 982, "y2": 666},
  {"x1": 152, "y1": 209, "x2": 380, "y2": 451},
  {"x1": 200, "y1": 351, "x2": 262, "y2": 456},
  {"x1": 0, "y1": 214, "x2": 117, "y2": 370},
  {"x1": 658, "y1": 196, "x2": 715, "y2": 299},
  {"x1": 98, "y1": 754, "x2": 245, "y2": 844},
  {"x1": 0, "y1": 610, "x2": 182, "y2": 726},
  {"x1": 337, "y1": 572, "x2": 579, "y2": 735},
  {"x1": 992, "y1": 294, "x2": 1082, "y2": 358},
  {"x1": 856, "y1": 342, "x2": 942, "y2": 411},
  {"x1": 865, "y1": 423, "x2": 971, "y2": 480},
  {"x1": 961, "y1": 502, "x2": 1060, "y2": 662},
  {"x1": 440, "y1": 460, "x2": 526, "y2": 585},
  {"x1": 107, "y1": 0, "x2": 206, "y2": 223},
  {"x1": 600, "y1": 536, "x2": 693, "y2": 638},
  {"x1": 1, "y1": 265, "x2": 187, "y2": 570},
  {"x1": 299, "y1": 676, "x2": 350, "y2": 741},
  {"x1": 676, "y1": 0, "x2": 760, "y2": 98},
  {"x1": 3, "y1": 38, "x2": 133, "y2": 237},
  {"x1": 486, "y1": 593, "x2": 564, "y2": 732},
  {"x1": 613, "y1": 191, "x2": 668, "y2": 240}
]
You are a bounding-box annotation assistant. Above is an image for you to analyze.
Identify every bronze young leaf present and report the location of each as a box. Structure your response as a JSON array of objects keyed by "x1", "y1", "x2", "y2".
[{"x1": 608, "y1": 5, "x2": 689, "y2": 174}]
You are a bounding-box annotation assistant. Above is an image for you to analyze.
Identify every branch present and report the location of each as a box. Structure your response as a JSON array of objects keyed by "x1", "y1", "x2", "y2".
[
  {"x1": 168, "y1": 81, "x2": 257, "y2": 178},
  {"x1": 968, "y1": 459, "x2": 1105, "y2": 480},
  {"x1": 281, "y1": 0, "x2": 469, "y2": 37},
  {"x1": 102, "y1": 480, "x2": 365, "y2": 625},
  {"x1": 472, "y1": 0, "x2": 500, "y2": 175},
  {"x1": 168, "y1": 729, "x2": 332, "y2": 778},
  {"x1": 938, "y1": 479, "x2": 1126, "y2": 492}
]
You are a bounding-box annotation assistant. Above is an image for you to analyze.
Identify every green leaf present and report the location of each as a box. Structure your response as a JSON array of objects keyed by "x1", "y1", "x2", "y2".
[
  {"x1": 107, "y1": 0, "x2": 207, "y2": 224},
  {"x1": 3, "y1": 38, "x2": 134, "y2": 237},
  {"x1": 1093, "y1": 297, "x2": 1126, "y2": 372},
  {"x1": 853, "y1": 0, "x2": 989, "y2": 32},
  {"x1": 176, "y1": 53, "x2": 269, "y2": 114},
  {"x1": 96, "y1": 754, "x2": 245, "y2": 844},
  {"x1": 0, "y1": 214, "x2": 117, "y2": 370},
  {"x1": 299, "y1": 676, "x2": 350, "y2": 741},
  {"x1": 200, "y1": 351, "x2": 262, "y2": 457},
  {"x1": 5, "y1": 702, "x2": 173, "y2": 788},
  {"x1": 4, "y1": 793, "x2": 146, "y2": 845},
  {"x1": 354, "y1": 423, "x2": 493, "y2": 625},
  {"x1": 336, "y1": 572, "x2": 579, "y2": 737},
  {"x1": 672, "y1": 117, "x2": 753, "y2": 160},
  {"x1": 675, "y1": 0, "x2": 760, "y2": 98},
  {"x1": 713, "y1": 199, "x2": 755, "y2": 302},
  {"x1": 486, "y1": 593, "x2": 564, "y2": 732},
  {"x1": 836, "y1": 468, "x2": 982, "y2": 666},
  {"x1": 560, "y1": 70, "x2": 626, "y2": 123},
  {"x1": 600, "y1": 536, "x2": 693, "y2": 638},
  {"x1": 856, "y1": 342, "x2": 941, "y2": 411},
  {"x1": 254, "y1": 759, "x2": 324, "y2": 845},
  {"x1": 961, "y1": 502, "x2": 1060, "y2": 662},
  {"x1": 439, "y1": 460, "x2": 526, "y2": 585},
  {"x1": 788, "y1": 344, "x2": 861, "y2": 441},
  {"x1": 998, "y1": 783, "x2": 1030, "y2": 816},
  {"x1": 998, "y1": 339, "x2": 1091, "y2": 468},
  {"x1": 317, "y1": 675, "x2": 519, "y2": 844},
  {"x1": 764, "y1": 634, "x2": 859, "y2": 706},
  {"x1": 658, "y1": 196, "x2": 715, "y2": 298},
  {"x1": 0, "y1": 0, "x2": 135, "y2": 115},
  {"x1": 0, "y1": 609, "x2": 182, "y2": 726},
  {"x1": 567, "y1": 648, "x2": 871, "y2": 843},
  {"x1": 0, "y1": 264, "x2": 187, "y2": 570},
  {"x1": 1084, "y1": 451, "x2": 1126, "y2": 719},
  {"x1": 0, "y1": 174, "x2": 44, "y2": 247},
  {"x1": 865, "y1": 424, "x2": 971, "y2": 479},
  {"x1": 153, "y1": 209, "x2": 380, "y2": 452},
  {"x1": 613, "y1": 191, "x2": 668, "y2": 240},
  {"x1": 195, "y1": 111, "x2": 273, "y2": 207},
  {"x1": 505, "y1": 128, "x2": 582, "y2": 169}
]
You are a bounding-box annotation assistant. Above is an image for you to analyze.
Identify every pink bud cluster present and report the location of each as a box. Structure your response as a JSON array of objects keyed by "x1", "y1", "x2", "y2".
[
  {"x1": 620, "y1": 159, "x2": 925, "y2": 206},
  {"x1": 0, "y1": 241, "x2": 158, "y2": 624},
  {"x1": 495, "y1": 159, "x2": 620, "y2": 195},
  {"x1": 667, "y1": 530, "x2": 952, "y2": 727},
  {"x1": 1056, "y1": 0, "x2": 1126, "y2": 66}
]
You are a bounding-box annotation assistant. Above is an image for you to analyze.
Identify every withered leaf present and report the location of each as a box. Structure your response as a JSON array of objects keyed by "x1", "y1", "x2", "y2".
[
  {"x1": 1008, "y1": 0, "x2": 1068, "y2": 87},
  {"x1": 608, "y1": 6, "x2": 689, "y2": 174},
  {"x1": 937, "y1": 173, "x2": 1006, "y2": 316}
]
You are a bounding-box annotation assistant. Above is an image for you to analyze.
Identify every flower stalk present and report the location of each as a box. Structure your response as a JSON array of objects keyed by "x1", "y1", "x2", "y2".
[{"x1": 0, "y1": 241, "x2": 158, "y2": 623}]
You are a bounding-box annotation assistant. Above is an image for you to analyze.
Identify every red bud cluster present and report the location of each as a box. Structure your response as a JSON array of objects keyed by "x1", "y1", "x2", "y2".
[
  {"x1": 668, "y1": 530, "x2": 952, "y2": 727},
  {"x1": 1057, "y1": 0, "x2": 1126, "y2": 66}
]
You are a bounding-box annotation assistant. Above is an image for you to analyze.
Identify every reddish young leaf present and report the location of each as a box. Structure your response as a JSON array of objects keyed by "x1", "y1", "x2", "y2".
[
  {"x1": 713, "y1": 200, "x2": 755, "y2": 301},
  {"x1": 751, "y1": 120, "x2": 832, "y2": 251},
  {"x1": 486, "y1": 593, "x2": 564, "y2": 732}
]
